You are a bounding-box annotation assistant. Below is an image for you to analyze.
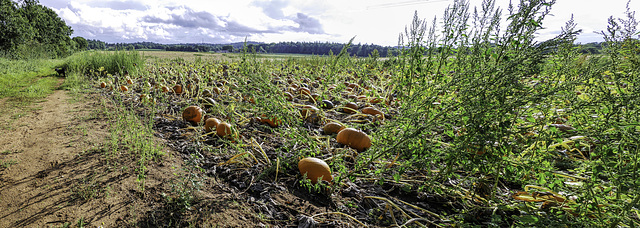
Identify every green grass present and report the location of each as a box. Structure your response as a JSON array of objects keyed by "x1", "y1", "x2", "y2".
[{"x1": 0, "y1": 58, "x2": 63, "y2": 102}]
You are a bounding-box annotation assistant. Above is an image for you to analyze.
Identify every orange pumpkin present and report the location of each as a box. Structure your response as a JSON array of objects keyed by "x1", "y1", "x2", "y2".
[
  {"x1": 336, "y1": 128, "x2": 371, "y2": 152},
  {"x1": 323, "y1": 122, "x2": 344, "y2": 135},
  {"x1": 260, "y1": 115, "x2": 281, "y2": 128},
  {"x1": 173, "y1": 84, "x2": 183, "y2": 94},
  {"x1": 284, "y1": 92, "x2": 294, "y2": 101},
  {"x1": 100, "y1": 82, "x2": 107, "y2": 88},
  {"x1": 343, "y1": 102, "x2": 358, "y2": 114},
  {"x1": 182, "y1": 106, "x2": 203, "y2": 123},
  {"x1": 212, "y1": 87, "x2": 222, "y2": 95},
  {"x1": 369, "y1": 97, "x2": 384, "y2": 104},
  {"x1": 298, "y1": 87, "x2": 311, "y2": 96},
  {"x1": 202, "y1": 89, "x2": 213, "y2": 97},
  {"x1": 362, "y1": 107, "x2": 384, "y2": 118},
  {"x1": 298, "y1": 157, "x2": 332, "y2": 183},
  {"x1": 300, "y1": 105, "x2": 319, "y2": 117},
  {"x1": 216, "y1": 122, "x2": 232, "y2": 137},
  {"x1": 204, "y1": 117, "x2": 221, "y2": 132},
  {"x1": 161, "y1": 86, "x2": 170, "y2": 93},
  {"x1": 120, "y1": 85, "x2": 129, "y2": 92}
]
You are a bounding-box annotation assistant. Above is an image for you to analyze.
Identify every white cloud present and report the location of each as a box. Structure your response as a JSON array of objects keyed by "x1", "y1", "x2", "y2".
[{"x1": 44, "y1": 0, "x2": 640, "y2": 45}]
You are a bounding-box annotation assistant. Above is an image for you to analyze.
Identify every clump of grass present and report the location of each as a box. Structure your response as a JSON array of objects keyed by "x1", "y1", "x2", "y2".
[
  {"x1": 101, "y1": 98, "x2": 165, "y2": 190},
  {"x1": 64, "y1": 50, "x2": 143, "y2": 78}
]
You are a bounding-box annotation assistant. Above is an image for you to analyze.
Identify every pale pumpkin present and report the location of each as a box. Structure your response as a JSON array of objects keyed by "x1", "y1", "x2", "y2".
[
  {"x1": 336, "y1": 128, "x2": 371, "y2": 152},
  {"x1": 298, "y1": 157, "x2": 332, "y2": 183}
]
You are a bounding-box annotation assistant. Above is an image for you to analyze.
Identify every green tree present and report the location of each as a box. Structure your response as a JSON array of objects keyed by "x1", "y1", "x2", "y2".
[
  {"x1": 18, "y1": 0, "x2": 73, "y2": 57},
  {"x1": 222, "y1": 45, "x2": 233, "y2": 52},
  {"x1": 72, "y1": 36, "x2": 88, "y2": 51},
  {"x1": 0, "y1": 0, "x2": 33, "y2": 54}
]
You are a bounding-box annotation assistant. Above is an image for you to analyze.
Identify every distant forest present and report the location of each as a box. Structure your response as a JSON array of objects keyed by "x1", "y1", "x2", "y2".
[
  {"x1": 87, "y1": 40, "x2": 397, "y2": 57},
  {"x1": 86, "y1": 40, "x2": 607, "y2": 57}
]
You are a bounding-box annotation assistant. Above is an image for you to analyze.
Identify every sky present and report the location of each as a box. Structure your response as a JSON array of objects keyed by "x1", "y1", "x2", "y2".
[{"x1": 39, "y1": 0, "x2": 639, "y2": 46}]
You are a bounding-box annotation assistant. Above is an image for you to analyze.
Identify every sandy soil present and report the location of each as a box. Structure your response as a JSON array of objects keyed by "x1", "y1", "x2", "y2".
[{"x1": 0, "y1": 89, "x2": 179, "y2": 227}]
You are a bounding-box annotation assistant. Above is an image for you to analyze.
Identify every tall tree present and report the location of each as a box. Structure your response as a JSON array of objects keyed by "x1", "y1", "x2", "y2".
[
  {"x1": 72, "y1": 36, "x2": 88, "y2": 50},
  {"x1": 18, "y1": 0, "x2": 73, "y2": 57},
  {"x1": 0, "y1": 0, "x2": 33, "y2": 52}
]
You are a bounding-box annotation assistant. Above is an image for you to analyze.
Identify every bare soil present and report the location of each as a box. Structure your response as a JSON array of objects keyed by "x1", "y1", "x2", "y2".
[{"x1": 0, "y1": 88, "x2": 169, "y2": 227}]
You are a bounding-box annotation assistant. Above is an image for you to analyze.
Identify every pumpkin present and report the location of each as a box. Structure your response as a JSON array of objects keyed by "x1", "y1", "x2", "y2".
[
  {"x1": 336, "y1": 128, "x2": 371, "y2": 152},
  {"x1": 100, "y1": 82, "x2": 107, "y2": 88},
  {"x1": 343, "y1": 102, "x2": 358, "y2": 114},
  {"x1": 243, "y1": 95, "x2": 256, "y2": 104},
  {"x1": 299, "y1": 87, "x2": 311, "y2": 96},
  {"x1": 216, "y1": 122, "x2": 232, "y2": 137},
  {"x1": 284, "y1": 92, "x2": 294, "y2": 101},
  {"x1": 161, "y1": 86, "x2": 170, "y2": 93},
  {"x1": 298, "y1": 157, "x2": 332, "y2": 183},
  {"x1": 309, "y1": 93, "x2": 319, "y2": 101},
  {"x1": 369, "y1": 97, "x2": 384, "y2": 104},
  {"x1": 301, "y1": 105, "x2": 319, "y2": 117},
  {"x1": 173, "y1": 84, "x2": 183, "y2": 94},
  {"x1": 323, "y1": 122, "x2": 344, "y2": 135},
  {"x1": 182, "y1": 106, "x2": 203, "y2": 123},
  {"x1": 126, "y1": 78, "x2": 133, "y2": 84},
  {"x1": 212, "y1": 87, "x2": 222, "y2": 95},
  {"x1": 260, "y1": 115, "x2": 281, "y2": 128},
  {"x1": 204, "y1": 117, "x2": 220, "y2": 132},
  {"x1": 120, "y1": 85, "x2": 129, "y2": 92},
  {"x1": 202, "y1": 97, "x2": 217, "y2": 108},
  {"x1": 202, "y1": 89, "x2": 213, "y2": 97},
  {"x1": 362, "y1": 107, "x2": 384, "y2": 118},
  {"x1": 320, "y1": 100, "x2": 334, "y2": 109}
]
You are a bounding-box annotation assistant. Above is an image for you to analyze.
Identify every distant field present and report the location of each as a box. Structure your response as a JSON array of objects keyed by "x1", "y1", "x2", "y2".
[
  {"x1": 138, "y1": 50, "x2": 325, "y2": 62},
  {"x1": 139, "y1": 51, "x2": 227, "y2": 62}
]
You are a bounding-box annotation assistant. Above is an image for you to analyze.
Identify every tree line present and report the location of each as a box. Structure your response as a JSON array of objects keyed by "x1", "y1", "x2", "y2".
[
  {"x1": 0, "y1": 0, "x2": 86, "y2": 59},
  {"x1": 87, "y1": 40, "x2": 397, "y2": 57},
  {"x1": 88, "y1": 39, "x2": 610, "y2": 56}
]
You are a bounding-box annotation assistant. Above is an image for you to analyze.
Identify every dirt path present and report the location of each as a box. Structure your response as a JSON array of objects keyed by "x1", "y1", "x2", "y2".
[
  {"x1": 0, "y1": 88, "x2": 188, "y2": 227},
  {"x1": 0, "y1": 90, "x2": 111, "y2": 227}
]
